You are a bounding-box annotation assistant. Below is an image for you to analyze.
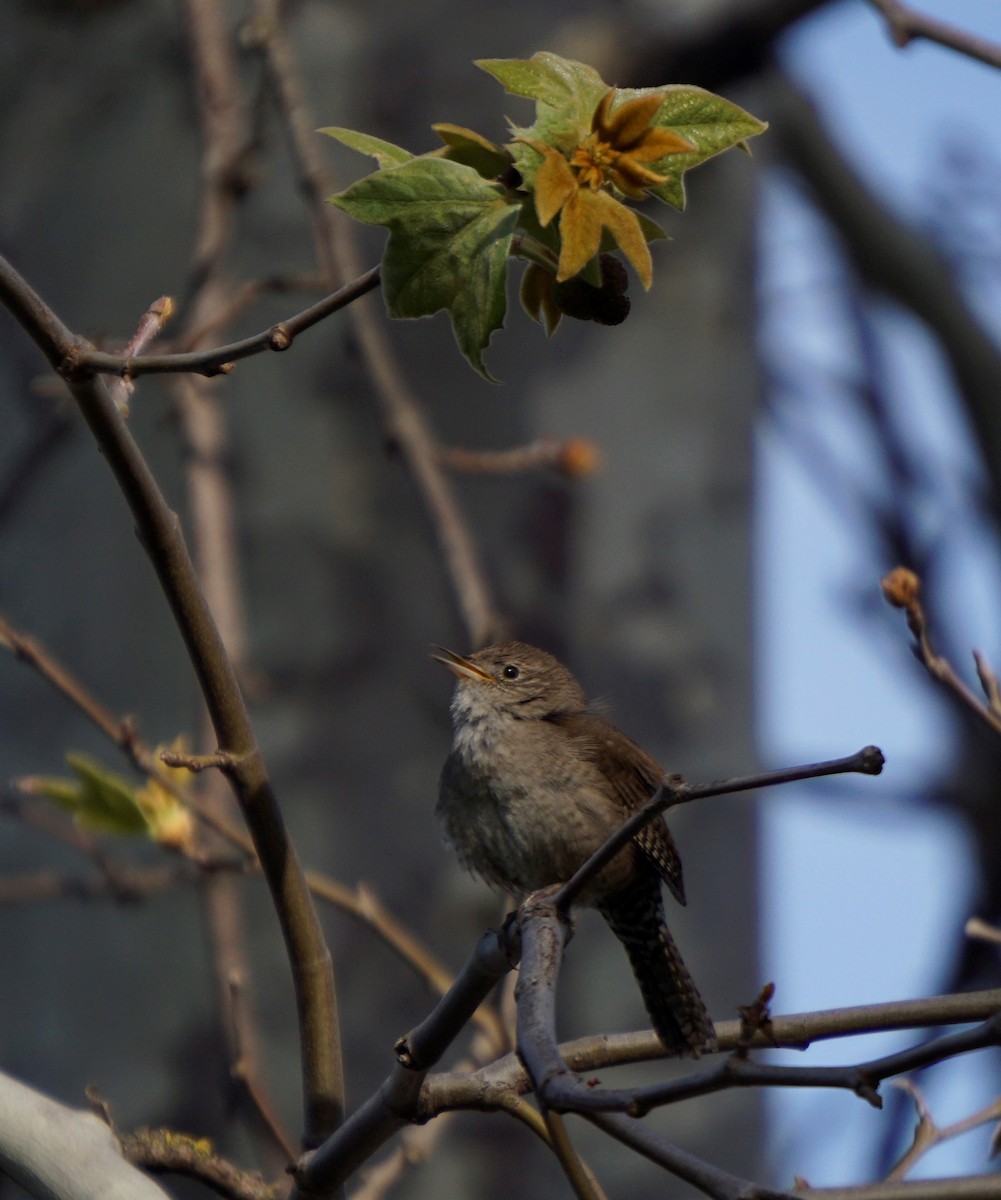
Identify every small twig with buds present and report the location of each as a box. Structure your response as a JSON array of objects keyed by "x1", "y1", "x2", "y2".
[
  {"x1": 437, "y1": 437, "x2": 600, "y2": 479},
  {"x1": 107, "y1": 296, "x2": 175, "y2": 414},
  {"x1": 159, "y1": 748, "x2": 245, "y2": 774},
  {"x1": 881, "y1": 566, "x2": 1001, "y2": 738}
]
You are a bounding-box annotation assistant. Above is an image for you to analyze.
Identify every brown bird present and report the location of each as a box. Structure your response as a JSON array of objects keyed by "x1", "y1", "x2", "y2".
[{"x1": 433, "y1": 640, "x2": 715, "y2": 1056}]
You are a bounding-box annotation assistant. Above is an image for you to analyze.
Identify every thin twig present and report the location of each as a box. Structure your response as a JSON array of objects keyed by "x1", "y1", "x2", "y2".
[
  {"x1": 73, "y1": 269, "x2": 380, "y2": 379},
  {"x1": 542, "y1": 1110, "x2": 608, "y2": 1200},
  {"x1": 0, "y1": 604, "x2": 503, "y2": 1043},
  {"x1": 438, "y1": 438, "x2": 601, "y2": 479},
  {"x1": 966, "y1": 917, "x2": 1001, "y2": 947},
  {"x1": 555, "y1": 745, "x2": 883, "y2": 914},
  {"x1": 586, "y1": 1110, "x2": 795, "y2": 1200},
  {"x1": 228, "y1": 971, "x2": 298, "y2": 1162},
  {"x1": 107, "y1": 295, "x2": 175, "y2": 413},
  {"x1": 0, "y1": 252, "x2": 340, "y2": 1146},
  {"x1": 882, "y1": 567, "x2": 1001, "y2": 738},
  {"x1": 173, "y1": 272, "x2": 327, "y2": 350},
  {"x1": 867, "y1": 0, "x2": 1001, "y2": 70},
  {"x1": 248, "y1": 0, "x2": 506, "y2": 648},
  {"x1": 120, "y1": 1126, "x2": 281, "y2": 1200}
]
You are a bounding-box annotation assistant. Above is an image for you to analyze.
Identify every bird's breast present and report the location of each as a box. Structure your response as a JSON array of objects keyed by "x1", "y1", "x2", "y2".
[{"x1": 437, "y1": 717, "x2": 634, "y2": 899}]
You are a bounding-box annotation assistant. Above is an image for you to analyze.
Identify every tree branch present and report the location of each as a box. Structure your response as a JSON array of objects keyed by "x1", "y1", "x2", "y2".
[
  {"x1": 867, "y1": 0, "x2": 1001, "y2": 70},
  {"x1": 72, "y1": 269, "x2": 380, "y2": 379},
  {"x1": 766, "y1": 71, "x2": 1001, "y2": 520},
  {"x1": 0, "y1": 253, "x2": 339, "y2": 1147},
  {"x1": 0, "y1": 1070, "x2": 171, "y2": 1200},
  {"x1": 247, "y1": 0, "x2": 507, "y2": 647},
  {"x1": 555, "y1": 746, "x2": 884, "y2": 913},
  {"x1": 293, "y1": 928, "x2": 515, "y2": 1196}
]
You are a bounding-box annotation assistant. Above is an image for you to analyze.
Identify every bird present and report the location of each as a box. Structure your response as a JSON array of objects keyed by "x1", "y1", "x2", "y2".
[{"x1": 433, "y1": 639, "x2": 715, "y2": 1056}]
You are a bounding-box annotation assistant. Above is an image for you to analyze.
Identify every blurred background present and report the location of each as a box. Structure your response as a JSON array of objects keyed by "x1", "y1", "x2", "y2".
[{"x1": 1, "y1": 0, "x2": 999, "y2": 1196}]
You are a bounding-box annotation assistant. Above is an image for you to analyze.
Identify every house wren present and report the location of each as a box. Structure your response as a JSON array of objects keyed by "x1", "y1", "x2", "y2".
[{"x1": 434, "y1": 640, "x2": 715, "y2": 1056}]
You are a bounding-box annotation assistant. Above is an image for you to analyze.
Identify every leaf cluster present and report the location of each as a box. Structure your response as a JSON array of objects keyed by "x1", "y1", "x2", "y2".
[{"x1": 324, "y1": 52, "x2": 766, "y2": 377}]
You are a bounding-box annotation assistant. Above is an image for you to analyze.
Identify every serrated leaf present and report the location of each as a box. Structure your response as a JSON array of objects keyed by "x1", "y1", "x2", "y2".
[
  {"x1": 615, "y1": 86, "x2": 768, "y2": 211},
  {"x1": 330, "y1": 157, "x2": 521, "y2": 377},
  {"x1": 431, "y1": 124, "x2": 513, "y2": 179},
  {"x1": 479, "y1": 53, "x2": 607, "y2": 164},
  {"x1": 318, "y1": 127, "x2": 413, "y2": 169},
  {"x1": 476, "y1": 52, "x2": 605, "y2": 118}
]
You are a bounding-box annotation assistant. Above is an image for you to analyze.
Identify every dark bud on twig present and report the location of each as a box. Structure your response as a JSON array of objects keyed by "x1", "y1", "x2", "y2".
[{"x1": 552, "y1": 254, "x2": 631, "y2": 326}]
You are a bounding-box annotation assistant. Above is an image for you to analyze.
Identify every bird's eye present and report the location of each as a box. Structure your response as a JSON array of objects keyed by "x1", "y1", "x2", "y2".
[{"x1": 502, "y1": 664, "x2": 520, "y2": 680}]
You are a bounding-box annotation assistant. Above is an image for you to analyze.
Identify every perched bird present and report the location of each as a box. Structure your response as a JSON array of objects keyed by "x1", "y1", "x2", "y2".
[{"x1": 433, "y1": 640, "x2": 715, "y2": 1056}]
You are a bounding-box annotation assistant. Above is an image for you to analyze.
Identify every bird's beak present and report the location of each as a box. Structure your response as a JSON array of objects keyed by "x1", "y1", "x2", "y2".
[{"x1": 430, "y1": 644, "x2": 493, "y2": 683}]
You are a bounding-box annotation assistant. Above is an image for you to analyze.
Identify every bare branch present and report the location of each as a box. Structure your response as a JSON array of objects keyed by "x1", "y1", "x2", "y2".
[
  {"x1": 120, "y1": 1125, "x2": 281, "y2": 1200},
  {"x1": 0, "y1": 1070, "x2": 171, "y2": 1200},
  {"x1": 443, "y1": 989, "x2": 1001, "y2": 1106},
  {"x1": 867, "y1": 0, "x2": 1001, "y2": 70},
  {"x1": 294, "y1": 928, "x2": 515, "y2": 1196},
  {"x1": 555, "y1": 746, "x2": 884, "y2": 914},
  {"x1": 887, "y1": 1080, "x2": 1001, "y2": 1182},
  {"x1": 514, "y1": 877, "x2": 1000, "y2": 1120},
  {"x1": 107, "y1": 295, "x2": 175, "y2": 413},
  {"x1": 882, "y1": 567, "x2": 1001, "y2": 738},
  {"x1": 542, "y1": 1110, "x2": 609, "y2": 1200},
  {"x1": 0, "y1": 254, "x2": 340, "y2": 1146},
  {"x1": 247, "y1": 1, "x2": 506, "y2": 648},
  {"x1": 438, "y1": 437, "x2": 601, "y2": 479},
  {"x1": 74, "y1": 269, "x2": 381, "y2": 379},
  {"x1": 585, "y1": 1111, "x2": 795, "y2": 1200}
]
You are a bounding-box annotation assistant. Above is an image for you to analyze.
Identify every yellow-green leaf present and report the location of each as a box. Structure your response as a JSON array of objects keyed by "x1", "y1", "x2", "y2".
[
  {"x1": 23, "y1": 754, "x2": 152, "y2": 837},
  {"x1": 319, "y1": 127, "x2": 413, "y2": 169}
]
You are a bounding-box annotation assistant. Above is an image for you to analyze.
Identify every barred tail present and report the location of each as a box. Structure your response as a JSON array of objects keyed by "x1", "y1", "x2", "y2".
[{"x1": 598, "y1": 882, "x2": 716, "y2": 1057}]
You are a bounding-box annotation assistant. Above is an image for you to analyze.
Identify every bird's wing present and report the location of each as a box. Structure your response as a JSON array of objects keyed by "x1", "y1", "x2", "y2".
[{"x1": 548, "y1": 710, "x2": 686, "y2": 905}]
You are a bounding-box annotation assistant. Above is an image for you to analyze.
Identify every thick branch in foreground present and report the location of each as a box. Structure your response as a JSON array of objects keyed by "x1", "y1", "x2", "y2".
[{"x1": 0, "y1": 1069, "x2": 170, "y2": 1200}]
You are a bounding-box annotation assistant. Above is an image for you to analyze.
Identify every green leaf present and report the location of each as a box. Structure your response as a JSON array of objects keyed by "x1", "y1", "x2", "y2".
[
  {"x1": 478, "y1": 52, "x2": 607, "y2": 167},
  {"x1": 318, "y1": 127, "x2": 413, "y2": 169},
  {"x1": 431, "y1": 124, "x2": 513, "y2": 179},
  {"x1": 634, "y1": 209, "x2": 669, "y2": 244},
  {"x1": 616, "y1": 86, "x2": 768, "y2": 210},
  {"x1": 27, "y1": 754, "x2": 152, "y2": 837},
  {"x1": 476, "y1": 52, "x2": 605, "y2": 119},
  {"x1": 330, "y1": 157, "x2": 521, "y2": 377}
]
